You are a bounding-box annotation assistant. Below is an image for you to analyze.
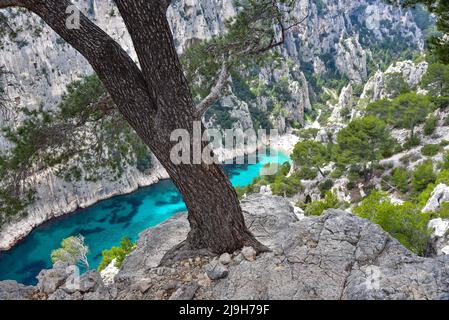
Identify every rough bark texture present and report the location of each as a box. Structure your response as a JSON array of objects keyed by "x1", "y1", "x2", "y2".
[{"x1": 0, "y1": 0, "x2": 265, "y2": 256}]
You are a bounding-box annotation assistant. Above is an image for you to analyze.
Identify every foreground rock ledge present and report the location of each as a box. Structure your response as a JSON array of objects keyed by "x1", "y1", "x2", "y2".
[{"x1": 1, "y1": 194, "x2": 449, "y2": 300}]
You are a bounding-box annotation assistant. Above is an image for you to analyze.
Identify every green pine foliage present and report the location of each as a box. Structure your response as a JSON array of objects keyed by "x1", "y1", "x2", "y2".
[
  {"x1": 421, "y1": 144, "x2": 440, "y2": 157},
  {"x1": 304, "y1": 191, "x2": 346, "y2": 216},
  {"x1": 98, "y1": 237, "x2": 136, "y2": 272},
  {"x1": 335, "y1": 116, "x2": 396, "y2": 181},
  {"x1": 391, "y1": 167, "x2": 410, "y2": 193},
  {"x1": 366, "y1": 93, "x2": 433, "y2": 139},
  {"x1": 412, "y1": 160, "x2": 436, "y2": 192},
  {"x1": 354, "y1": 191, "x2": 431, "y2": 255}
]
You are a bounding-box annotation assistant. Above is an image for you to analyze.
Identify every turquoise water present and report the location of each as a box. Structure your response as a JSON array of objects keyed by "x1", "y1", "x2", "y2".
[{"x1": 0, "y1": 151, "x2": 289, "y2": 285}]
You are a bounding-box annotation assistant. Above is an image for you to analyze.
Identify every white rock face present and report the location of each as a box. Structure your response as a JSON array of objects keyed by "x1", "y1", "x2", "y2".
[
  {"x1": 428, "y1": 218, "x2": 449, "y2": 256},
  {"x1": 100, "y1": 259, "x2": 120, "y2": 286},
  {"x1": 359, "y1": 60, "x2": 428, "y2": 105},
  {"x1": 422, "y1": 184, "x2": 449, "y2": 213},
  {"x1": 336, "y1": 37, "x2": 367, "y2": 84}
]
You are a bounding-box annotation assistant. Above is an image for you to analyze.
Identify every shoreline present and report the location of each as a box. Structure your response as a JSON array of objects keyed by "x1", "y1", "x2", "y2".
[{"x1": 0, "y1": 133, "x2": 298, "y2": 252}]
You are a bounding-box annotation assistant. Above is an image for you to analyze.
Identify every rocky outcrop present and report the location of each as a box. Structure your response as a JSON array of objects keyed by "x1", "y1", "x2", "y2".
[
  {"x1": 0, "y1": 280, "x2": 34, "y2": 300},
  {"x1": 2, "y1": 194, "x2": 449, "y2": 300},
  {"x1": 423, "y1": 184, "x2": 449, "y2": 213},
  {"x1": 359, "y1": 60, "x2": 428, "y2": 105},
  {"x1": 336, "y1": 37, "x2": 367, "y2": 84},
  {"x1": 428, "y1": 218, "x2": 449, "y2": 256}
]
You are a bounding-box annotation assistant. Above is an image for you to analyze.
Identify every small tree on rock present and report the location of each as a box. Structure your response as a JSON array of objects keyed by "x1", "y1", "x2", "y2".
[{"x1": 51, "y1": 235, "x2": 89, "y2": 270}]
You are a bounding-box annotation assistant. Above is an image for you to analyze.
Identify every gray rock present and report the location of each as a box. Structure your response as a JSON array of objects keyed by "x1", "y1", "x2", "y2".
[
  {"x1": 0, "y1": 280, "x2": 34, "y2": 300},
  {"x1": 219, "y1": 253, "x2": 232, "y2": 265},
  {"x1": 36, "y1": 267, "x2": 70, "y2": 295},
  {"x1": 205, "y1": 261, "x2": 229, "y2": 280},
  {"x1": 168, "y1": 283, "x2": 199, "y2": 300},
  {"x1": 204, "y1": 203, "x2": 449, "y2": 300},
  {"x1": 423, "y1": 184, "x2": 449, "y2": 213},
  {"x1": 241, "y1": 247, "x2": 257, "y2": 262},
  {"x1": 78, "y1": 270, "x2": 104, "y2": 293}
]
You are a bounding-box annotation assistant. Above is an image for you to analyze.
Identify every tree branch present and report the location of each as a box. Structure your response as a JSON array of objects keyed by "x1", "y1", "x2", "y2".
[
  {"x1": 195, "y1": 63, "x2": 230, "y2": 118},
  {"x1": 0, "y1": 0, "x2": 23, "y2": 8},
  {"x1": 0, "y1": 0, "x2": 158, "y2": 127},
  {"x1": 114, "y1": 0, "x2": 194, "y2": 118}
]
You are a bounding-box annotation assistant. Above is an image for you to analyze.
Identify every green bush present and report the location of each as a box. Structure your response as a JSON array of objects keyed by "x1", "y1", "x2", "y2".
[
  {"x1": 436, "y1": 202, "x2": 449, "y2": 219},
  {"x1": 318, "y1": 179, "x2": 334, "y2": 196},
  {"x1": 297, "y1": 167, "x2": 318, "y2": 180},
  {"x1": 354, "y1": 191, "x2": 431, "y2": 255},
  {"x1": 391, "y1": 167, "x2": 410, "y2": 193},
  {"x1": 271, "y1": 171, "x2": 303, "y2": 197},
  {"x1": 304, "y1": 191, "x2": 342, "y2": 216},
  {"x1": 440, "y1": 140, "x2": 449, "y2": 147},
  {"x1": 421, "y1": 144, "x2": 440, "y2": 157},
  {"x1": 442, "y1": 152, "x2": 449, "y2": 170},
  {"x1": 423, "y1": 116, "x2": 438, "y2": 136},
  {"x1": 412, "y1": 161, "x2": 436, "y2": 192},
  {"x1": 98, "y1": 237, "x2": 136, "y2": 272},
  {"x1": 403, "y1": 136, "x2": 421, "y2": 149}
]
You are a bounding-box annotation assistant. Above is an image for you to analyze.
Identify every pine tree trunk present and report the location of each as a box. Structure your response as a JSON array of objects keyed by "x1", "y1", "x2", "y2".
[
  {"x1": 131, "y1": 113, "x2": 267, "y2": 262},
  {"x1": 2, "y1": 0, "x2": 267, "y2": 260}
]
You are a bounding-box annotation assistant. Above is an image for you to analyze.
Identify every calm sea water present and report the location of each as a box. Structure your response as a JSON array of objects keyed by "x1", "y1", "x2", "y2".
[{"x1": 0, "y1": 151, "x2": 290, "y2": 285}]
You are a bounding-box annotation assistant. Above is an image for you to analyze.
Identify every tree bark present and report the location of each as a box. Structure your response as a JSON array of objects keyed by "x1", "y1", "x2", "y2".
[{"x1": 0, "y1": 0, "x2": 266, "y2": 258}]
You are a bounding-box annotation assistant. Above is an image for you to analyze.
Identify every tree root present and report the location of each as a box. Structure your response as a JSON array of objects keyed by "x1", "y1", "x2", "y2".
[{"x1": 159, "y1": 235, "x2": 270, "y2": 267}]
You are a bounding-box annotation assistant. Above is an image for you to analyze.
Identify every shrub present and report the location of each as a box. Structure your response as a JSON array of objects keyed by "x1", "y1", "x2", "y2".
[
  {"x1": 297, "y1": 167, "x2": 318, "y2": 180},
  {"x1": 346, "y1": 180, "x2": 356, "y2": 190},
  {"x1": 412, "y1": 161, "x2": 436, "y2": 192},
  {"x1": 403, "y1": 136, "x2": 421, "y2": 149},
  {"x1": 354, "y1": 192, "x2": 431, "y2": 255},
  {"x1": 304, "y1": 191, "x2": 341, "y2": 216},
  {"x1": 391, "y1": 167, "x2": 410, "y2": 193},
  {"x1": 436, "y1": 202, "x2": 449, "y2": 219},
  {"x1": 98, "y1": 237, "x2": 136, "y2": 272},
  {"x1": 423, "y1": 116, "x2": 438, "y2": 136},
  {"x1": 271, "y1": 171, "x2": 303, "y2": 197},
  {"x1": 421, "y1": 144, "x2": 440, "y2": 157},
  {"x1": 436, "y1": 169, "x2": 449, "y2": 185},
  {"x1": 440, "y1": 140, "x2": 449, "y2": 147},
  {"x1": 318, "y1": 179, "x2": 334, "y2": 196},
  {"x1": 442, "y1": 152, "x2": 449, "y2": 170},
  {"x1": 330, "y1": 167, "x2": 344, "y2": 179},
  {"x1": 399, "y1": 152, "x2": 421, "y2": 165}
]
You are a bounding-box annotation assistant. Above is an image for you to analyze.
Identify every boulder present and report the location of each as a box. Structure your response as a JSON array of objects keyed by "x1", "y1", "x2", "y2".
[
  {"x1": 0, "y1": 280, "x2": 34, "y2": 300},
  {"x1": 423, "y1": 184, "x2": 449, "y2": 213},
  {"x1": 218, "y1": 253, "x2": 232, "y2": 265},
  {"x1": 428, "y1": 218, "x2": 449, "y2": 256},
  {"x1": 204, "y1": 261, "x2": 229, "y2": 280},
  {"x1": 241, "y1": 247, "x2": 257, "y2": 262}
]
